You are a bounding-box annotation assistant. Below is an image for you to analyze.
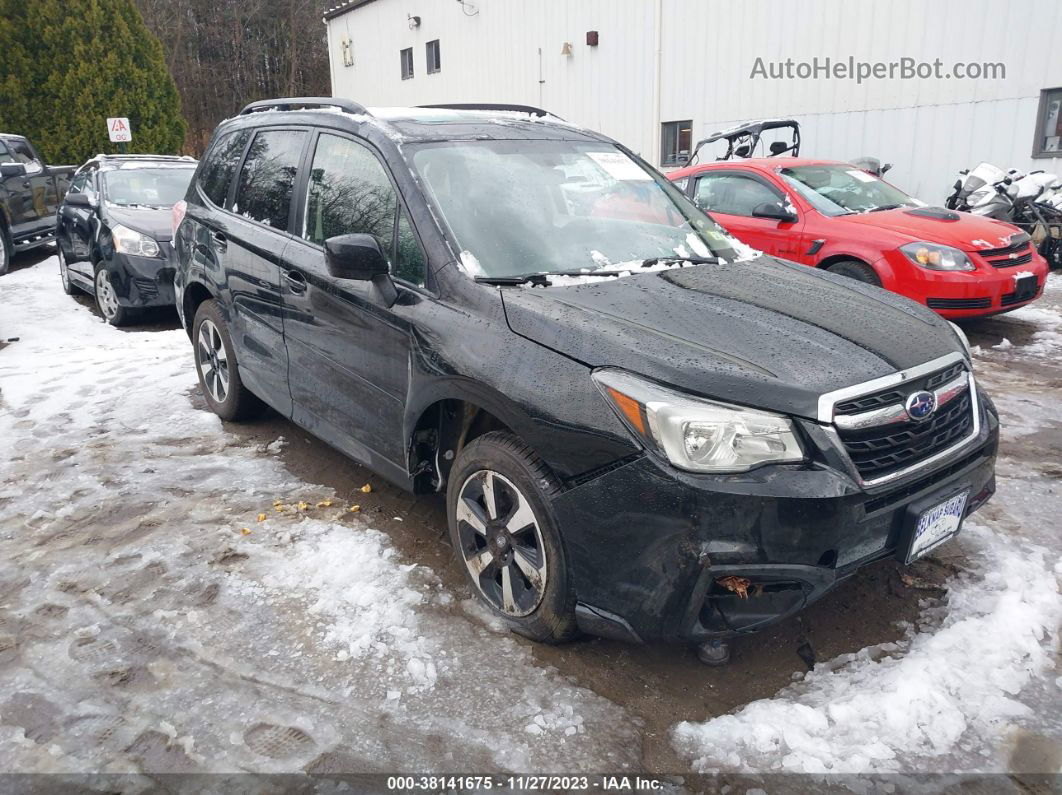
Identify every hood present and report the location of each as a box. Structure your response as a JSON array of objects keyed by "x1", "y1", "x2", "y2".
[
  {"x1": 501, "y1": 256, "x2": 962, "y2": 421},
  {"x1": 105, "y1": 205, "x2": 174, "y2": 243},
  {"x1": 833, "y1": 206, "x2": 1021, "y2": 252}
]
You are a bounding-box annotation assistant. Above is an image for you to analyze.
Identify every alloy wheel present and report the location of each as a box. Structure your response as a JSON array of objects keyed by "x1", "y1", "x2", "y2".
[
  {"x1": 455, "y1": 469, "x2": 548, "y2": 617},
  {"x1": 196, "y1": 318, "x2": 230, "y2": 405},
  {"x1": 94, "y1": 269, "x2": 119, "y2": 320}
]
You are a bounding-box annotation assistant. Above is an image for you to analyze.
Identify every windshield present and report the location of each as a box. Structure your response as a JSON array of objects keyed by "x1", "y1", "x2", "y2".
[
  {"x1": 409, "y1": 140, "x2": 743, "y2": 278},
  {"x1": 103, "y1": 167, "x2": 195, "y2": 208},
  {"x1": 779, "y1": 164, "x2": 916, "y2": 216}
]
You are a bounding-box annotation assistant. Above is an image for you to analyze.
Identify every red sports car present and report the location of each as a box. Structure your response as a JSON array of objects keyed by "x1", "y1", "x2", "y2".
[{"x1": 668, "y1": 158, "x2": 1048, "y2": 318}]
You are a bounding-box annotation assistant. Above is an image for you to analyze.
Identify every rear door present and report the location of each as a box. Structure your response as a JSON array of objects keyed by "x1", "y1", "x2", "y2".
[
  {"x1": 200, "y1": 126, "x2": 306, "y2": 416},
  {"x1": 691, "y1": 169, "x2": 805, "y2": 261},
  {"x1": 281, "y1": 129, "x2": 430, "y2": 473}
]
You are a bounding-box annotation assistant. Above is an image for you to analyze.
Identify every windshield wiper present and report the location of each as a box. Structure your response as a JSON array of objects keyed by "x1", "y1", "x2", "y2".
[
  {"x1": 867, "y1": 203, "x2": 905, "y2": 212},
  {"x1": 640, "y1": 256, "x2": 724, "y2": 267},
  {"x1": 474, "y1": 274, "x2": 553, "y2": 286}
]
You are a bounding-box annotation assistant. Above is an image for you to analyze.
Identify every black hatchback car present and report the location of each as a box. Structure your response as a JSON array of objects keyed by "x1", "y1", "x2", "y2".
[
  {"x1": 57, "y1": 154, "x2": 197, "y2": 325},
  {"x1": 173, "y1": 98, "x2": 998, "y2": 664}
]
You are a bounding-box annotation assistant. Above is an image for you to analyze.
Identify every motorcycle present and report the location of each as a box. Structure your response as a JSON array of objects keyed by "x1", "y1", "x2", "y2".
[{"x1": 946, "y1": 163, "x2": 1062, "y2": 269}]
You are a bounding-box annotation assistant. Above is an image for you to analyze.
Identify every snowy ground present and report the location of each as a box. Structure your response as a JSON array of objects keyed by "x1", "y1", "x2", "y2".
[
  {"x1": 0, "y1": 257, "x2": 638, "y2": 778},
  {"x1": 0, "y1": 254, "x2": 1059, "y2": 786},
  {"x1": 673, "y1": 278, "x2": 1062, "y2": 780}
]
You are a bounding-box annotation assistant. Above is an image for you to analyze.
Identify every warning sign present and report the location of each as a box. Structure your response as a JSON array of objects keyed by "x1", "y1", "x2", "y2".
[{"x1": 107, "y1": 117, "x2": 132, "y2": 143}]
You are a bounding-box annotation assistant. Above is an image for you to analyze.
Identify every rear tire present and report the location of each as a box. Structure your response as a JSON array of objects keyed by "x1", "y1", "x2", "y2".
[
  {"x1": 192, "y1": 299, "x2": 263, "y2": 421},
  {"x1": 446, "y1": 431, "x2": 579, "y2": 644},
  {"x1": 0, "y1": 226, "x2": 11, "y2": 277},
  {"x1": 827, "y1": 259, "x2": 882, "y2": 286}
]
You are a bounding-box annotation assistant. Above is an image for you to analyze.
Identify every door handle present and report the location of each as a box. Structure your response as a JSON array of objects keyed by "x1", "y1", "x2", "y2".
[
  {"x1": 284, "y1": 269, "x2": 307, "y2": 293},
  {"x1": 212, "y1": 231, "x2": 227, "y2": 251}
]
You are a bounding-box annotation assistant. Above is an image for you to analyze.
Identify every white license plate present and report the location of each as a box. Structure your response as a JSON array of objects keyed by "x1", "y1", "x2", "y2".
[{"x1": 908, "y1": 491, "x2": 968, "y2": 562}]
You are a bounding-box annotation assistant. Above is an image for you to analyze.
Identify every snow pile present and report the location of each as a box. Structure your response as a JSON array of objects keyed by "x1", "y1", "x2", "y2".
[
  {"x1": 672, "y1": 523, "x2": 1061, "y2": 774},
  {"x1": 232, "y1": 520, "x2": 438, "y2": 689}
]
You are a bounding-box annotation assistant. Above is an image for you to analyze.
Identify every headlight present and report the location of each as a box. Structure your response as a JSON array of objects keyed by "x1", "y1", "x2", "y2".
[
  {"x1": 111, "y1": 224, "x2": 160, "y2": 257},
  {"x1": 948, "y1": 321, "x2": 972, "y2": 359},
  {"x1": 900, "y1": 242, "x2": 974, "y2": 271},
  {"x1": 593, "y1": 369, "x2": 805, "y2": 473}
]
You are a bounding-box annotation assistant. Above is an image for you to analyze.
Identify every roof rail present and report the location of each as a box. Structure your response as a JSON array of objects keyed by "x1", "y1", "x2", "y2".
[
  {"x1": 96, "y1": 154, "x2": 196, "y2": 161},
  {"x1": 239, "y1": 97, "x2": 369, "y2": 116},
  {"x1": 417, "y1": 103, "x2": 562, "y2": 120}
]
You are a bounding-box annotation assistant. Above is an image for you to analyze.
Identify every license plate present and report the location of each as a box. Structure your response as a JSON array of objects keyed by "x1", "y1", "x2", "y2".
[
  {"x1": 1013, "y1": 274, "x2": 1037, "y2": 301},
  {"x1": 907, "y1": 491, "x2": 968, "y2": 563}
]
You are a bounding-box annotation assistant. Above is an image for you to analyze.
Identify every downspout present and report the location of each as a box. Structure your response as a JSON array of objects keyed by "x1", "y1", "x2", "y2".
[
  {"x1": 325, "y1": 14, "x2": 337, "y2": 97},
  {"x1": 650, "y1": 0, "x2": 663, "y2": 165}
]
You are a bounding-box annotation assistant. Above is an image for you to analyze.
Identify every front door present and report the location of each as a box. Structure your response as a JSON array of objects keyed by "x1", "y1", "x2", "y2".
[
  {"x1": 692, "y1": 170, "x2": 805, "y2": 260},
  {"x1": 282, "y1": 131, "x2": 430, "y2": 477}
]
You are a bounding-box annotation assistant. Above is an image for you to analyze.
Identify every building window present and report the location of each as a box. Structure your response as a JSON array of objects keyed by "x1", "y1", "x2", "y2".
[
  {"x1": 400, "y1": 47, "x2": 414, "y2": 80},
  {"x1": 661, "y1": 120, "x2": 693, "y2": 167},
  {"x1": 426, "y1": 39, "x2": 441, "y2": 74},
  {"x1": 1034, "y1": 87, "x2": 1062, "y2": 157}
]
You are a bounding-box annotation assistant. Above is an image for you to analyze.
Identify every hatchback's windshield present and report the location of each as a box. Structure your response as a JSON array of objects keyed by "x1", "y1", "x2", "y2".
[
  {"x1": 779, "y1": 164, "x2": 916, "y2": 216},
  {"x1": 410, "y1": 140, "x2": 742, "y2": 277},
  {"x1": 103, "y1": 167, "x2": 195, "y2": 208}
]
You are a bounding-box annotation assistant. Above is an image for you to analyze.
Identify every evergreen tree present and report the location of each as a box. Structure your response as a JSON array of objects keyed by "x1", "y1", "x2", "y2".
[{"x1": 0, "y1": 0, "x2": 186, "y2": 164}]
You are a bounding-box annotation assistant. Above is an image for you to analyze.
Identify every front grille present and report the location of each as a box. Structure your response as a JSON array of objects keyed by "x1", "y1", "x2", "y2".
[
  {"x1": 926, "y1": 297, "x2": 992, "y2": 310},
  {"x1": 834, "y1": 362, "x2": 963, "y2": 417},
  {"x1": 988, "y1": 251, "x2": 1033, "y2": 268},
  {"x1": 833, "y1": 362, "x2": 975, "y2": 482}
]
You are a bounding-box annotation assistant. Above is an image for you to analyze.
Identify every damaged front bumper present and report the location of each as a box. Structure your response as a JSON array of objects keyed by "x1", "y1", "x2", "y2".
[{"x1": 553, "y1": 398, "x2": 998, "y2": 644}]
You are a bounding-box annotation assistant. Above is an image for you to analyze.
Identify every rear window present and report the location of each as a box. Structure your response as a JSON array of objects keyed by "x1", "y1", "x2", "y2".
[
  {"x1": 232, "y1": 129, "x2": 306, "y2": 230},
  {"x1": 199, "y1": 129, "x2": 250, "y2": 207}
]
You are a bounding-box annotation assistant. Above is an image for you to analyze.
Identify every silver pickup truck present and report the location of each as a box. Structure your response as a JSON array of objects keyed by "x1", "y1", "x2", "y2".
[{"x1": 1, "y1": 134, "x2": 75, "y2": 275}]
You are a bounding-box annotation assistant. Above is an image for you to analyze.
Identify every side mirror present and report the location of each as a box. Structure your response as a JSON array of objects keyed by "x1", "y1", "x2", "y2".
[
  {"x1": 0, "y1": 163, "x2": 26, "y2": 178},
  {"x1": 751, "y1": 201, "x2": 797, "y2": 223},
  {"x1": 324, "y1": 233, "x2": 389, "y2": 280},
  {"x1": 881, "y1": 163, "x2": 893, "y2": 174},
  {"x1": 65, "y1": 192, "x2": 95, "y2": 208}
]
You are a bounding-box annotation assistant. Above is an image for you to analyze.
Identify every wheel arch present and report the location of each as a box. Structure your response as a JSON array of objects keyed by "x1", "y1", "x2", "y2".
[
  {"x1": 182, "y1": 279, "x2": 216, "y2": 340},
  {"x1": 405, "y1": 383, "x2": 549, "y2": 495}
]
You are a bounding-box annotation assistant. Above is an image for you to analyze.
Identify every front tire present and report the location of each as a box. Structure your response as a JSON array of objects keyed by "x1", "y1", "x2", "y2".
[
  {"x1": 827, "y1": 259, "x2": 882, "y2": 286},
  {"x1": 59, "y1": 247, "x2": 79, "y2": 295},
  {"x1": 93, "y1": 264, "x2": 134, "y2": 325},
  {"x1": 192, "y1": 299, "x2": 263, "y2": 421},
  {"x1": 0, "y1": 226, "x2": 11, "y2": 277},
  {"x1": 446, "y1": 431, "x2": 578, "y2": 644}
]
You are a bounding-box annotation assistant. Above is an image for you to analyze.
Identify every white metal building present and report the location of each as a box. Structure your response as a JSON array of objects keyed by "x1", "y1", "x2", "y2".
[{"x1": 325, "y1": 0, "x2": 1062, "y2": 203}]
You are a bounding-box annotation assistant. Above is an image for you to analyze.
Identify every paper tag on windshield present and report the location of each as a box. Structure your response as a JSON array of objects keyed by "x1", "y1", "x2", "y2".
[
  {"x1": 846, "y1": 169, "x2": 876, "y2": 182},
  {"x1": 586, "y1": 151, "x2": 652, "y2": 180}
]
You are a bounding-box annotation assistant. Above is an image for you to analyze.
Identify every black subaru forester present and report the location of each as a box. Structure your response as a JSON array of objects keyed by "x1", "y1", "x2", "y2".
[{"x1": 173, "y1": 98, "x2": 997, "y2": 664}]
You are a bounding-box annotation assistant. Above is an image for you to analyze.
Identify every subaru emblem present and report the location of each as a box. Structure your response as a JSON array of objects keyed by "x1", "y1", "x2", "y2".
[{"x1": 905, "y1": 390, "x2": 937, "y2": 421}]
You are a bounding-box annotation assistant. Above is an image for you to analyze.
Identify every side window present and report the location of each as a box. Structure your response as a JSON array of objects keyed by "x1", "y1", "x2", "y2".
[
  {"x1": 304, "y1": 135, "x2": 396, "y2": 250},
  {"x1": 9, "y1": 140, "x2": 42, "y2": 173},
  {"x1": 695, "y1": 174, "x2": 780, "y2": 216},
  {"x1": 303, "y1": 134, "x2": 426, "y2": 287},
  {"x1": 0, "y1": 141, "x2": 14, "y2": 164},
  {"x1": 67, "y1": 174, "x2": 88, "y2": 194},
  {"x1": 199, "y1": 129, "x2": 250, "y2": 208},
  {"x1": 671, "y1": 176, "x2": 688, "y2": 192},
  {"x1": 233, "y1": 129, "x2": 306, "y2": 230}
]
